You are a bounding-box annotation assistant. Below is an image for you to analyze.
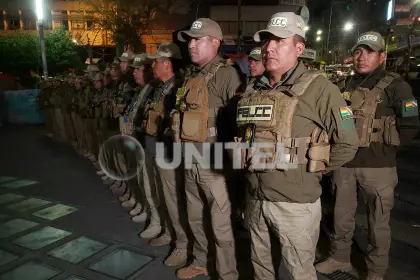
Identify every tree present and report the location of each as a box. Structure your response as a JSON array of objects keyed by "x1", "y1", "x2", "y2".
[
  {"x1": 87, "y1": 0, "x2": 194, "y2": 53},
  {"x1": 0, "y1": 27, "x2": 83, "y2": 78}
]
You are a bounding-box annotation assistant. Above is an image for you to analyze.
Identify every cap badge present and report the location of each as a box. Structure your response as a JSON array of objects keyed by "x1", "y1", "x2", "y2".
[
  {"x1": 191, "y1": 21, "x2": 203, "y2": 29},
  {"x1": 268, "y1": 17, "x2": 288, "y2": 28},
  {"x1": 358, "y1": 35, "x2": 378, "y2": 43}
]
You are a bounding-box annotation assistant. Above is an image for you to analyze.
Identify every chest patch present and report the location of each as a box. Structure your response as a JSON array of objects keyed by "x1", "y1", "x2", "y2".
[{"x1": 237, "y1": 105, "x2": 273, "y2": 121}]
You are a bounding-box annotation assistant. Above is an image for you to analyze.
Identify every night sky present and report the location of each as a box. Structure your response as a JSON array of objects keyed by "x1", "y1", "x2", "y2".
[{"x1": 308, "y1": 0, "x2": 330, "y2": 18}]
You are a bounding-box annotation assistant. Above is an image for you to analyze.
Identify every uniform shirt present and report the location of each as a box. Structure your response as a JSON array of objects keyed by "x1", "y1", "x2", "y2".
[
  {"x1": 144, "y1": 75, "x2": 180, "y2": 159},
  {"x1": 245, "y1": 61, "x2": 359, "y2": 203},
  {"x1": 343, "y1": 66, "x2": 419, "y2": 168},
  {"x1": 181, "y1": 54, "x2": 245, "y2": 163}
]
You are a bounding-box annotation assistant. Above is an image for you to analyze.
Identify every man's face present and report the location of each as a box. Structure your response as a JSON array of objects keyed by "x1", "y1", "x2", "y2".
[
  {"x1": 248, "y1": 59, "x2": 265, "y2": 77},
  {"x1": 110, "y1": 67, "x2": 120, "y2": 79},
  {"x1": 353, "y1": 46, "x2": 385, "y2": 74},
  {"x1": 120, "y1": 61, "x2": 129, "y2": 72},
  {"x1": 261, "y1": 35, "x2": 304, "y2": 73},
  {"x1": 88, "y1": 71, "x2": 97, "y2": 79},
  {"x1": 188, "y1": 36, "x2": 218, "y2": 66},
  {"x1": 93, "y1": 80, "x2": 102, "y2": 89},
  {"x1": 133, "y1": 66, "x2": 148, "y2": 86},
  {"x1": 152, "y1": 58, "x2": 169, "y2": 81}
]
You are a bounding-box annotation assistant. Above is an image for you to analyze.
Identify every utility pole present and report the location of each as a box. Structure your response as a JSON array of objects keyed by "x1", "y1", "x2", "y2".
[{"x1": 36, "y1": 0, "x2": 48, "y2": 79}]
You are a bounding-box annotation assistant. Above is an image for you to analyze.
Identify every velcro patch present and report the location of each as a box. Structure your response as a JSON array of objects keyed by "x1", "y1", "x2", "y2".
[
  {"x1": 341, "y1": 91, "x2": 351, "y2": 101},
  {"x1": 339, "y1": 106, "x2": 354, "y2": 119},
  {"x1": 405, "y1": 100, "x2": 418, "y2": 110},
  {"x1": 237, "y1": 105, "x2": 273, "y2": 121}
]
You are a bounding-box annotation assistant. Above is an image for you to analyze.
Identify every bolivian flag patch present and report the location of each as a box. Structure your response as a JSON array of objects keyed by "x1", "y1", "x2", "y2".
[
  {"x1": 405, "y1": 100, "x2": 418, "y2": 110},
  {"x1": 339, "y1": 106, "x2": 354, "y2": 119}
]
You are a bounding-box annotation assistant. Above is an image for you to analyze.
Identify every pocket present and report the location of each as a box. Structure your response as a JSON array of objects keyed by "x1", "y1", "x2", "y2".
[
  {"x1": 283, "y1": 167, "x2": 304, "y2": 185},
  {"x1": 383, "y1": 116, "x2": 400, "y2": 147},
  {"x1": 181, "y1": 111, "x2": 207, "y2": 142},
  {"x1": 146, "y1": 111, "x2": 162, "y2": 136}
]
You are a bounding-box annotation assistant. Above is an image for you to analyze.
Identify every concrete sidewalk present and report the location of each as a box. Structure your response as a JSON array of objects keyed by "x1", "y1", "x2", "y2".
[{"x1": 0, "y1": 125, "x2": 419, "y2": 280}]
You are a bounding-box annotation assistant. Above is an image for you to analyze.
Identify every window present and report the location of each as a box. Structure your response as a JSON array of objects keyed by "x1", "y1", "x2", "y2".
[
  {"x1": 8, "y1": 19, "x2": 20, "y2": 30},
  {"x1": 244, "y1": 21, "x2": 259, "y2": 35},
  {"x1": 24, "y1": 19, "x2": 36, "y2": 30},
  {"x1": 62, "y1": 20, "x2": 69, "y2": 30},
  {"x1": 87, "y1": 20, "x2": 93, "y2": 29},
  {"x1": 71, "y1": 20, "x2": 84, "y2": 30},
  {"x1": 147, "y1": 44, "x2": 158, "y2": 54}
]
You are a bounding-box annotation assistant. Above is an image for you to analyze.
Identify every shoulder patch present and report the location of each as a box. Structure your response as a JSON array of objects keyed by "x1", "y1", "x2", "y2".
[
  {"x1": 339, "y1": 106, "x2": 354, "y2": 119},
  {"x1": 402, "y1": 98, "x2": 419, "y2": 117}
]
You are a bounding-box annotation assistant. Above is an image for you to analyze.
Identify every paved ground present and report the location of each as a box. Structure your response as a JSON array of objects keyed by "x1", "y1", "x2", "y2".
[{"x1": 0, "y1": 125, "x2": 419, "y2": 280}]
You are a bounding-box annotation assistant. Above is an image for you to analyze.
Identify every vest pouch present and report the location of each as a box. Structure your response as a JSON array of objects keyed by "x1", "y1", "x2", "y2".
[
  {"x1": 383, "y1": 116, "x2": 400, "y2": 147},
  {"x1": 308, "y1": 127, "x2": 330, "y2": 173},
  {"x1": 170, "y1": 110, "x2": 181, "y2": 143},
  {"x1": 145, "y1": 110, "x2": 162, "y2": 137},
  {"x1": 355, "y1": 116, "x2": 374, "y2": 147},
  {"x1": 181, "y1": 111, "x2": 208, "y2": 142},
  {"x1": 94, "y1": 107, "x2": 102, "y2": 118}
]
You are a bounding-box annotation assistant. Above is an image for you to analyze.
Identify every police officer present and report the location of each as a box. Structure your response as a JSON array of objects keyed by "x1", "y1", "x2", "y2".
[
  {"x1": 315, "y1": 31, "x2": 420, "y2": 280},
  {"x1": 145, "y1": 43, "x2": 191, "y2": 262},
  {"x1": 235, "y1": 12, "x2": 359, "y2": 280},
  {"x1": 175, "y1": 18, "x2": 244, "y2": 280},
  {"x1": 248, "y1": 47, "x2": 265, "y2": 81},
  {"x1": 123, "y1": 53, "x2": 156, "y2": 220}
]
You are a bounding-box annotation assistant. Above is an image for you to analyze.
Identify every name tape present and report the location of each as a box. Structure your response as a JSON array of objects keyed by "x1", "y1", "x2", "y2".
[
  {"x1": 268, "y1": 17, "x2": 288, "y2": 28},
  {"x1": 237, "y1": 105, "x2": 273, "y2": 121}
]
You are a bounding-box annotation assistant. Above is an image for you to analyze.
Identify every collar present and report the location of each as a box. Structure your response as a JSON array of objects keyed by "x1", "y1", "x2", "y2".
[
  {"x1": 158, "y1": 75, "x2": 175, "y2": 89},
  {"x1": 190, "y1": 54, "x2": 225, "y2": 75},
  {"x1": 257, "y1": 61, "x2": 306, "y2": 89},
  {"x1": 353, "y1": 65, "x2": 383, "y2": 79}
]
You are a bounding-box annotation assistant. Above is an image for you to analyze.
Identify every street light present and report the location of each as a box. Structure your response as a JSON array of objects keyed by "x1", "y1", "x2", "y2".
[
  {"x1": 344, "y1": 22, "x2": 354, "y2": 31},
  {"x1": 36, "y1": 0, "x2": 48, "y2": 79},
  {"x1": 304, "y1": 26, "x2": 309, "y2": 31},
  {"x1": 317, "y1": 30, "x2": 322, "y2": 35},
  {"x1": 316, "y1": 36, "x2": 322, "y2": 42}
]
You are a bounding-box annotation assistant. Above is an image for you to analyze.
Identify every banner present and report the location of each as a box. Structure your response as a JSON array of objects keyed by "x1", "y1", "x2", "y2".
[{"x1": 1, "y1": 89, "x2": 44, "y2": 124}]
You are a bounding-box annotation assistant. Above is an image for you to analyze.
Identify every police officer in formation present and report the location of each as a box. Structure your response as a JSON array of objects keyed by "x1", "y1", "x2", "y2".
[
  {"x1": 315, "y1": 31, "x2": 420, "y2": 280},
  {"x1": 36, "y1": 11, "x2": 419, "y2": 280}
]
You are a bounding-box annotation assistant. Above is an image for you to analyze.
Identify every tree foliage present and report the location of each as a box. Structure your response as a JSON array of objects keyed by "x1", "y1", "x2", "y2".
[
  {"x1": 0, "y1": 27, "x2": 83, "y2": 78},
  {"x1": 87, "y1": 0, "x2": 193, "y2": 51}
]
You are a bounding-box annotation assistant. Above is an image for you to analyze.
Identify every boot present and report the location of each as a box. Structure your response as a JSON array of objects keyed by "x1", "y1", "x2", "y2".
[
  {"x1": 139, "y1": 207, "x2": 162, "y2": 239},
  {"x1": 118, "y1": 188, "x2": 131, "y2": 202},
  {"x1": 315, "y1": 257, "x2": 352, "y2": 274},
  {"x1": 132, "y1": 211, "x2": 148, "y2": 223},
  {"x1": 103, "y1": 178, "x2": 115, "y2": 185},
  {"x1": 149, "y1": 232, "x2": 171, "y2": 247},
  {"x1": 121, "y1": 195, "x2": 136, "y2": 208},
  {"x1": 129, "y1": 203, "x2": 143, "y2": 216},
  {"x1": 96, "y1": 170, "x2": 105, "y2": 176},
  {"x1": 110, "y1": 182, "x2": 126, "y2": 197},
  {"x1": 164, "y1": 248, "x2": 188, "y2": 267},
  {"x1": 176, "y1": 265, "x2": 208, "y2": 279}
]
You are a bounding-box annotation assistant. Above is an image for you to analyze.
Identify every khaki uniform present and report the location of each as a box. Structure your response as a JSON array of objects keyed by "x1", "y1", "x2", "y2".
[
  {"x1": 176, "y1": 55, "x2": 243, "y2": 279},
  {"x1": 143, "y1": 75, "x2": 190, "y2": 247},
  {"x1": 239, "y1": 62, "x2": 359, "y2": 280},
  {"x1": 72, "y1": 81, "x2": 88, "y2": 152},
  {"x1": 81, "y1": 83, "x2": 97, "y2": 156},
  {"x1": 328, "y1": 68, "x2": 420, "y2": 276},
  {"x1": 60, "y1": 81, "x2": 76, "y2": 145},
  {"x1": 51, "y1": 81, "x2": 67, "y2": 142}
]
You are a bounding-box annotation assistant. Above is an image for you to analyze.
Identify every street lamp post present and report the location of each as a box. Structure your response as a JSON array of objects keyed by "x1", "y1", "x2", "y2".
[{"x1": 36, "y1": 0, "x2": 48, "y2": 79}]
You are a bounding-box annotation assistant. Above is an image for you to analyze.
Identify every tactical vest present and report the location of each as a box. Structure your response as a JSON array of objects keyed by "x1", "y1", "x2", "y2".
[
  {"x1": 179, "y1": 61, "x2": 226, "y2": 143},
  {"x1": 349, "y1": 72, "x2": 400, "y2": 147},
  {"x1": 235, "y1": 70, "x2": 330, "y2": 172},
  {"x1": 144, "y1": 83, "x2": 174, "y2": 137}
]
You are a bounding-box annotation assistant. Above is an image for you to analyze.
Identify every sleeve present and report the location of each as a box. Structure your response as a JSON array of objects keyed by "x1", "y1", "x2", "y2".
[
  {"x1": 389, "y1": 79, "x2": 419, "y2": 147},
  {"x1": 220, "y1": 66, "x2": 246, "y2": 103},
  {"x1": 318, "y1": 79, "x2": 359, "y2": 171}
]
